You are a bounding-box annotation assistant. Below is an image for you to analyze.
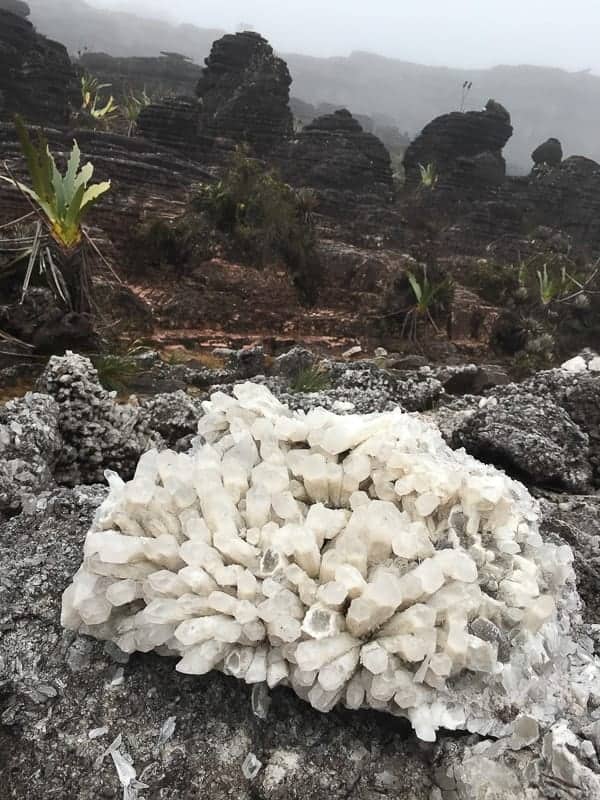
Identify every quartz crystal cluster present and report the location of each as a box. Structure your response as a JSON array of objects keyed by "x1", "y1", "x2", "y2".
[{"x1": 62, "y1": 383, "x2": 590, "y2": 741}]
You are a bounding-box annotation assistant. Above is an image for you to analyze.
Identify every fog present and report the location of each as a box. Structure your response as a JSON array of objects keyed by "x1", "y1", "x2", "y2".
[{"x1": 86, "y1": 0, "x2": 598, "y2": 73}]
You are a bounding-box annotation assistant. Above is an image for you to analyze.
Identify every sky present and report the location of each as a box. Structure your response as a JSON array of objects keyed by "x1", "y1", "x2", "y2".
[{"x1": 86, "y1": 0, "x2": 599, "y2": 73}]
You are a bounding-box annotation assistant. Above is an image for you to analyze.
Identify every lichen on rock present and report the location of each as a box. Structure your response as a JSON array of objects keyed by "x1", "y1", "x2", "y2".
[{"x1": 61, "y1": 383, "x2": 598, "y2": 742}]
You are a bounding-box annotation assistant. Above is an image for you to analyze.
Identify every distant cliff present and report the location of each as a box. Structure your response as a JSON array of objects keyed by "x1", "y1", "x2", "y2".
[{"x1": 28, "y1": 0, "x2": 600, "y2": 173}]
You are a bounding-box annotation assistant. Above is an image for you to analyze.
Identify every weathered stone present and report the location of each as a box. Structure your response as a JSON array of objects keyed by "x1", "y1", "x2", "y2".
[
  {"x1": 532, "y1": 138, "x2": 563, "y2": 167},
  {"x1": 196, "y1": 32, "x2": 293, "y2": 155},
  {"x1": 0, "y1": 392, "x2": 61, "y2": 515},
  {"x1": 403, "y1": 101, "x2": 513, "y2": 191},
  {"x1": 452, "y1": 393, "x2": 592, "y2": 492},
  {"x1": 137, "y1": 96, "x2": 201, "y2": 153},
  {"x1": 0, "y1": 8, "x2": 77, "y2": 126},
  {"x1": 79, "y1": 51, "x2": 203, "y2": 99},
  {"x1": 284, "y1": 109, "x2": 393, "y2": 201},
  {"x1": 36, "y1": 352, "x2": 161, "y2": 485},
  {"x1": 527, "y1": 156, "x2": 600, "y2": 251}
]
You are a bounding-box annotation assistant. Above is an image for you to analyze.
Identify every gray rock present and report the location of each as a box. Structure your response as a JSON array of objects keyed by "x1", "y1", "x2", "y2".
[
  {"x1": 452, "y1": 393, "x2": 593, "y2": 491},
  {"x1": 273, "y1": 346, "x2": 317, "y2": 378},
  {"x1": 541, "y1": 495, "x2": 600, "y2": 623},
  {"x1": 0, "y1": 392, "x2": 62, "y2": 515},
  {"x1": 140, "y1": 391, "x2": 204, "y2": 448},
  {"x1": 37, "y1": 352, "x2": 162, "y2": 484}
]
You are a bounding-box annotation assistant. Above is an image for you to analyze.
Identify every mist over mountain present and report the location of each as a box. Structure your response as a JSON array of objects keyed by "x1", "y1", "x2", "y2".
[{"x1": 26, "y1": 0, "x2": 600, "y2": 172}]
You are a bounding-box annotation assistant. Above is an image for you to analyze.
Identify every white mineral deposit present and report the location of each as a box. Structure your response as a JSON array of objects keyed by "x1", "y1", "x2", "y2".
[{"x1": 62, "y1": 383, "x2": 596, "y2": 741}]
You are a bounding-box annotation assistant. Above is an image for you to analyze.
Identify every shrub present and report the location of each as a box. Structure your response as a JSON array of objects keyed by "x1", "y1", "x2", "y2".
[
  {"x1": 193, "y1": 147, "x2": 320, "y2": 303},
  {"x1": 290, "y1": 365, "x2": 331, "y2": 393}
]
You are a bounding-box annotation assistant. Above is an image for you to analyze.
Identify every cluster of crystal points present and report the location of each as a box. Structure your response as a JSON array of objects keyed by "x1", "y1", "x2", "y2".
[{"x1": 62, "y1": 383, "x2": 582, "y2": 741}]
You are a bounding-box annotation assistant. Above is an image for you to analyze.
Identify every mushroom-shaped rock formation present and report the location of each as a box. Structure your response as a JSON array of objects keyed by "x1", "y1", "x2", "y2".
[
  {"x1": 403, "y1": 100, "x2": 513, "y2": 192},
  {"x1": 62, "y1": 382, "x2": 598, "y2": 743},
  {"x1": 0, "y1": 6, "x2": 77, "y2": 126},
  {"x1": 196, "y1": 31, "x2": 293, "y2": 155},
  {"x1": 531, "y1": 137, "x2": 563, "y2": 167},
  {"x1": 283, "y1": 109, "x2": 393, "y2": 202}
]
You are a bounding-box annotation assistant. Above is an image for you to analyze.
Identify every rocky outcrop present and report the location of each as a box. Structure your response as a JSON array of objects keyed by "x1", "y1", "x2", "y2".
[
  {"x1": 0, "y1": 121, "x2": 210, "y2": 252},
  {"x1": 195, "y1": 31, "x2": 293, "y2": 155},
  {"x1": 137, "y1": 96, "x2": 202, "y2": 153},
  {"x1": 452, "y1": 394, "x2": 592, "y2": 492},
  {"x1": 532, "y1": 137, "x2": 563, "y2": 167},
  {"x1": 0, "y1": 9, "x2": 77, "y2": 126},
  {"x1": 527, "y1": 156, "x2": 600, "y2": 251},
  {"x1": 0, "y1": 0, "x2": 29, "y2": 15},
  {"x1": 403, "y1": 100, "x2": 513, "y2": 193},
  {"x1": 79, "y1": 51, "x2": 203, "y2": 99},
  {"x1": 283, "y1": 109, "x2": 393, "y2": 204}
]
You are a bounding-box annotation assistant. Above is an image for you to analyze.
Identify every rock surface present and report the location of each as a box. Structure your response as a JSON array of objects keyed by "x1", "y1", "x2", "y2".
[
  {"x1": 452, "y1": 394, "x2": 592, "y2": 492},
  {"x1": 0, "y1": 392, "x2": 61, "y2": 516},
  {"x1": 0, "y1": 8, "x2": 77, "y2": 126},
  {"x1": 403, "y1": 101, "x2": 513, "y2": 191},
  {"x1": 283, "y1": 109, "x2": 393, "y2": 202},
  {"x1": 196, "y1": 32, "x2": 293, "y2": 155},
  {"x1": 36, "y1": 352, "x2": 161, "y2": 485},
  {"x1": 532, "y1": 137, "x2": 563, "y2": 167}
]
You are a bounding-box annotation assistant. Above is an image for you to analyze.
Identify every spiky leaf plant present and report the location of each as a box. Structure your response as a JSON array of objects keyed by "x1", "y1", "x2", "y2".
[{"x1": 1, "y1": 116, "x2": 111, "y2": 312}]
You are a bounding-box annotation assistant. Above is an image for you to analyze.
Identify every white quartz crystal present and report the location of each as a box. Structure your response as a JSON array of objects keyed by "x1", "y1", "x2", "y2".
[{"x1": 62, "y1": 382, "x2": 597, "y2": 742}]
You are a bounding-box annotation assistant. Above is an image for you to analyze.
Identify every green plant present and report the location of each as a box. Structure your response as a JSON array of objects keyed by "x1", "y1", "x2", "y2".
[
  {"x1": 80, "y1": 74, "x2": 119, "y2": 124},
  {"x1": 1, "y1": 117, "x2": 111, "y2": 311},
  {"x1": 290, "y1": 365, "x2": 331, "y2": 393},
  {"x1": 402, "y1": 268, "x2": 452, "y2": 340},
  {"x1": 537, "y1": 263, "x2": 572, "y2": 306},
  {"x1": 193, "y1": 147, "x2": 320, "y2": 303},
  {"x1": 121, "y1": 88, "x2": 152, "y2": 136},
  {"x1": 418, "y1": 162, "x2": 438, "y2": 189},
  {"x1": 92, "y1": 353, "x2": 140, "y2": 393}
]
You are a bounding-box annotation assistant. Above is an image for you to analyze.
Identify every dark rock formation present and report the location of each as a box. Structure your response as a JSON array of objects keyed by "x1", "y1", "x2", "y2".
[
  {"x1": 0, "y1": 9, "x2": 77, "y2": 126},
  {"x1": 452, "y1": 394, "x2": 592, "y2": 492},
  {"x1": 137, "y1": 96, "x2": 201, "y2": 153},
  {"x1": 196, "y1": 31, "x2": 293, "y2": 155},
  {"x1": 283, "y1": 109, "x2": 393, "y2": 202},
  {"x1": 79, "y1": 51, "x2": 203, "y2": 99},
  {"x1": 0, "y1": 0, "x2": 29, "y2": 15},
  {"x1": 403, "y1": 100, "x2": 513, "y2": 192},
  {"x1": 0, "y1": 289, "x2": 99, "y2": 354},
  {"x1": 532, "y1": 138, "x2": 563, "y2": 167},
  {"x1": 0, "y1": 122, "x2": 210, "y2": 252},
  {"x1": 527, "y1": 156, "x2": 600, "y2": 251}
]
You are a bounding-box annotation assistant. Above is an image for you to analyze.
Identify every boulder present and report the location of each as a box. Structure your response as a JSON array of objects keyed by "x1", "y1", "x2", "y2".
[
  {"x1": 36, "y1": 352, "x2": 161, "y2": 485},
  {"x1": 284, "y1": 109, "x2": 393, "y2": 201},
  {"x1": 0, "y1": 8, "x2": 77, "y2": 126},
  {"x1": 452, "y1": 393, "x2": 593, "y2": 492},
  {"x1": 403, "y1": 100, "x2": 513, "y2": 191},
  {"x1": 196, "y1": 32, "x2": 293, "y2": 155},
  {"x1": 532, "y1": 137, "x2": 563, "y2": 167}
]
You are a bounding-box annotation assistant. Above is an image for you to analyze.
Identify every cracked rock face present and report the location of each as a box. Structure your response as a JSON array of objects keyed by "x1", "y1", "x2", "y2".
[
  {"x1": 0, "y1": 392, "x2": 62, "y2": 516},
  {"x1": 61, "y1": 383, "x2": 598, "y2": 743},
  {"x1": 452, "y1": 393, "x2": 592, "y2": 492}
]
